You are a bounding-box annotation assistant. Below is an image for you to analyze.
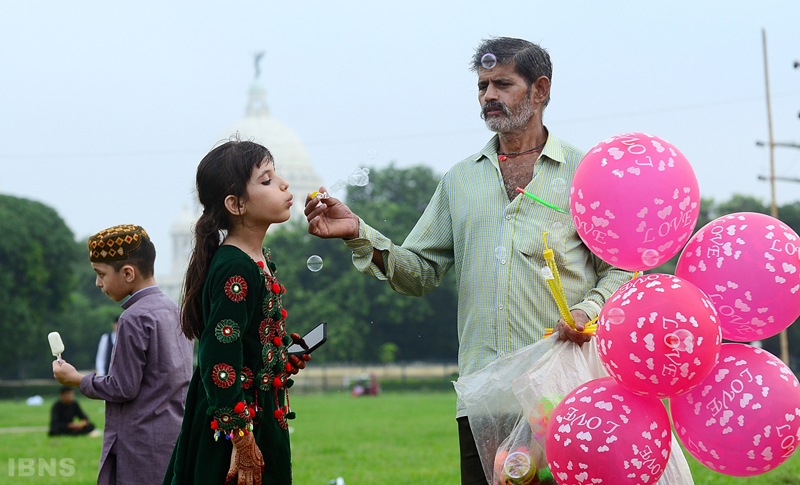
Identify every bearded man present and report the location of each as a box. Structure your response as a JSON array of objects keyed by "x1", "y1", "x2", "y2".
[{"x1": 304, "y1": 37, "x2": 632, "y2": 484}]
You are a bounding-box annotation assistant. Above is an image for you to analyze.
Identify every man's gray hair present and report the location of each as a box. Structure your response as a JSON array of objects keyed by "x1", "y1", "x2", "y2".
[{"x1": 471, "y1": 37, "x2": 552, "y2": 108}]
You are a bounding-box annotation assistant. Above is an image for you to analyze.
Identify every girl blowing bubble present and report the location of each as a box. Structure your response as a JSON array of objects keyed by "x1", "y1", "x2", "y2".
[{"x1": 164, "y1": 140, "x2": 309, "y2": 485}]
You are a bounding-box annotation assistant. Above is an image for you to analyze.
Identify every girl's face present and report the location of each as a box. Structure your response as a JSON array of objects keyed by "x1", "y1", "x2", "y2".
[{"x1": 241, "y1": 158, "x2": 293, "y2": 226}]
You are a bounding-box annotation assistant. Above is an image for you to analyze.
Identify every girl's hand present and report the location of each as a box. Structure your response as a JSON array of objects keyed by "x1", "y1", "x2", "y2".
[
  {"x1": 288, "y1": 354, "x2": 311, "y2": 375},
  {"x1": 226, "y1": 431, "x2": 265, "y2": 485},
  {"x1": 305, "y1": 187, "x2": 360, "y2": 240},
  {"x1": 287, "y1": 333, "x2": 311, "y2": 375}
]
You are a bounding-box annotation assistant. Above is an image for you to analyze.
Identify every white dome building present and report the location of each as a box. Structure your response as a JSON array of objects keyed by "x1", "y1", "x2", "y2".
[
  {"x1": 159, "y1": 70, "x2": 322, "y2": 303},
  {"x1": 217, "y1": 80, "x2": 323, "y2": 223},
  {"x1": 159, "y1": 205, "x2": 198, "y2": 303}
]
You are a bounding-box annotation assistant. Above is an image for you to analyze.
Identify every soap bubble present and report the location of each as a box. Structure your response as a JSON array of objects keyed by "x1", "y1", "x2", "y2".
[
  {"x1": 329, "y1": 179, "x2": 347, "y2": 194},
  {"x1": 550, "y1": 221, "x2": 566, "y2": 241},
  {"x1": 664, "y1": 328, "x2": 694, "y2": 351},
  {"x1": 348, "y1": 168, "x2": 370, "y2": 187},
  {"x1": 641, "y1": 249, "x2": 661, "y2": 268},
  {"x1": 481, "y1": 53, "x2": 497, "y2": 69},
  {"x1": 551, "y1": 177, "x2": 567, "y2": 194},
  {"x1": 307, "y1": 255, "x2": 323, "y2": 272},
  {"x1": 366, "y1": 149, "x2": 377, "y2": 159},
  {"x1": 606, "y1": 307, "x2": 625, "y2": 325},
  {"x1": 494, "y1": 246, "x2": 507, "y2": 263}
]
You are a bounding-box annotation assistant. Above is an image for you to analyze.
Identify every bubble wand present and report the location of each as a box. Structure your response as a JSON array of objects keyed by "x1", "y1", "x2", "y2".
[
  {"x1": 543, "y1": 271, "x2": 641, "y2": 337},
  {"x1": 515, "y1": 187, "x2": 568, "y2": 214},
  {"x1": 542, "y1": 233, "x2": 565, "y2": 297},
  {"x1": 540, "y1": 232, "x2": 575, "y2": 329},
  {"x1": 542, "y1": 266, "x2": 575, "y2": 330}
]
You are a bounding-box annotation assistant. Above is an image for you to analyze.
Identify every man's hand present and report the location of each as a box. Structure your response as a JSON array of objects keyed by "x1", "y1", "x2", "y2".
[
  {"x1": 305, "y1": 187, "x2": 360, "y2": 240},
  {"x1": 52, "y1": 360, "x2": 85, "y2": 387},
  {"x1": 555, "y1": 309, "x2": 593, "y2": 345}
]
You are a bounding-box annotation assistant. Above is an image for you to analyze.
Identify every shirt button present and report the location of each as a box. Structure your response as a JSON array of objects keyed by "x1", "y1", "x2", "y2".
[
  {"x1": 505, "y1": 214, "x2": 512, "y2": 220},
  {"x1": 500, "y1": 259, "x2": 506, "y2": 265},
  {"x1": 498, "y1": 304, "x2": 504, "y2": 310}
]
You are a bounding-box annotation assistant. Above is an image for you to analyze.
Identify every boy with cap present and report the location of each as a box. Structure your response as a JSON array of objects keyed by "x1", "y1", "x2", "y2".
[{"x1": 53, "y1": 224, "x2": 194, "y2": 485}]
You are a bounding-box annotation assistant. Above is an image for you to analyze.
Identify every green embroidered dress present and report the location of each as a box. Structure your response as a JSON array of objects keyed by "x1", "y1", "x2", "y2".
[{"x1": 164, "y1": 246, "x2": 293, "y2": 484}]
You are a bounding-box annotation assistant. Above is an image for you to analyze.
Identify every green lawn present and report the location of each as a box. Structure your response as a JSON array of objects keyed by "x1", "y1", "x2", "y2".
[{"x1": 0, "y1": 392, "x2": 798, "y2": 484}]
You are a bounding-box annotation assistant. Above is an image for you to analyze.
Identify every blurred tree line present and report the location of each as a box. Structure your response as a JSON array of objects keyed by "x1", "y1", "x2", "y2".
[
  {"x1": 2, "y1": 168, "x2": 800, "y2": 378},
  {"x1": 264, "y1": 164, "x2": 459, "y2": 364},
  {"x1": 0, "y1": 195, "x2": 120, "y2": 379}
]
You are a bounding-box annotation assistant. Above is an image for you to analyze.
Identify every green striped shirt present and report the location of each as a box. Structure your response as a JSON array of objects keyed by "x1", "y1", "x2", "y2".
[{"x1": 345, "y1": 132, "x2": 633, "y2": 416}]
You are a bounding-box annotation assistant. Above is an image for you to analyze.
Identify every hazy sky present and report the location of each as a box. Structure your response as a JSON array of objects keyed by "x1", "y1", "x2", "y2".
[{"x1": 2, "y1": 1, "x2": 799, "y2": 275}]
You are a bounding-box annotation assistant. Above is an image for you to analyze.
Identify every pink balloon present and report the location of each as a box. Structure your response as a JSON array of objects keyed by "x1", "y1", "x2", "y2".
[
  {"x1": 545, "y1": 376, "x2": 671, "y2": 485},
  {"x1": 675, "y1": 212, "x2": 800, "y2": 341},
  {"x1": 596, "y1": 274, "x2": 722, "y2": 398},
  {"x1": 670, "y1": 344, "x2": 800, "y2": 476},
  {"x1": 570, "y1": 133, "x2": 700, "y2": 271}
]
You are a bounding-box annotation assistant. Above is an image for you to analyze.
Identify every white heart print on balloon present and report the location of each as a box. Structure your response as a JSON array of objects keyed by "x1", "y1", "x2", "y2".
[
  {"x1": 676, "y1": 212, "x2": 800, "y2": 342},
  {"x1": 670, "y1": 344, "x2": 800, "y2": 477},
  {"x1": 570, "y1": 133, "x2": 701, "y2": 271}
]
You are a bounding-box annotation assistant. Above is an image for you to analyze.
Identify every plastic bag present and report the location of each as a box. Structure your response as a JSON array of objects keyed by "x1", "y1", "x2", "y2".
[
  {"x1": 454, "y1": 335, "x2": 559, "y2": 483},
  {"x1": 455, "y1": 336, "x2": 694, "y2": 485},
  {"x1": 505, "y1": 339, "x2": 694, "y2": 485},
  {"x1": 486, "y1": 340, "x2": 594, "y2": 484}
]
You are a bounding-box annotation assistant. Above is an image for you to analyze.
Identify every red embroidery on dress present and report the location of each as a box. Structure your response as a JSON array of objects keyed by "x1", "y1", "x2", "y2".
[
  {"x1": 240, "y1": 366, "x2": 254, "y2": 389},
  {"x1": 224, "y1": 276, "x2": 248, "y2": 302},
  {"x1": 212, "y1": 363, "x2": 236, "y2": 388}
]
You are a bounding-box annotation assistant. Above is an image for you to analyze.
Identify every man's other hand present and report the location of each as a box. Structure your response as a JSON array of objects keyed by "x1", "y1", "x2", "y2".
[{"x1": 555, "y1": 309, "x2": 592, "y2": 345}]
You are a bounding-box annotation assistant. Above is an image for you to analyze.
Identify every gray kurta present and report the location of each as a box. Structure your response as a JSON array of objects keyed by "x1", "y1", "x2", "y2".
[{"x1": 80, "y1": 286, "x2": 193, "y2": 485}]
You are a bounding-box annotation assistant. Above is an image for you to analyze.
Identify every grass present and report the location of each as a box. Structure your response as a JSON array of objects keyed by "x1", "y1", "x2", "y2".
[
  {"x1": 0, "y1": 396, "x2": 106, "y2": 484},
  {"x1": 0, "y1": 392, "x2": 798, "y2": 484},
  {"x1": 291, "y1": 391, "x2": 460, "y2": 484}
]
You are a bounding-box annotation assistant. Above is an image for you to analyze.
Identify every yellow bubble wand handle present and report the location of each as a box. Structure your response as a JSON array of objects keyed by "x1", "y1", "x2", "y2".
[
  {"x1": 541, "y1": 233, "x2": 564, "y2": 297},
  {"x1": 542, "y1": 267, "x2": 575, "y2": 329}
]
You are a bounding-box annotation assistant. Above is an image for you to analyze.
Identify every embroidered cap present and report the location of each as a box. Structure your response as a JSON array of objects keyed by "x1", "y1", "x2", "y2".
[{"x1": 88, "y1": 224, "x2": 150, "y2": 263}]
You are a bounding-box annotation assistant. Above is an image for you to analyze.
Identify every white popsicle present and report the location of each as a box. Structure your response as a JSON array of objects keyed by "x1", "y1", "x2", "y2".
[{"x1": 48, "y1": 332, "x2": 64, "y2": 362}]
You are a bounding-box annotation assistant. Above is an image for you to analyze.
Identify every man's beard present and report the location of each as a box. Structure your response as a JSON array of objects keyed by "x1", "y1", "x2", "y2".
[{"x1": 481, "y1": 96, "x2": 535, "y2": 134}]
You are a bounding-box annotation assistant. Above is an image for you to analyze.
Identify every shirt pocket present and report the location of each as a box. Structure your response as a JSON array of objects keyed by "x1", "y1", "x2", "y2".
[
  {"x1": 513, "y1": 220, "x2": 547, "y2": 272},
  {"x1": 513, "y1": 213, "x2": 571, "y2": 260}
]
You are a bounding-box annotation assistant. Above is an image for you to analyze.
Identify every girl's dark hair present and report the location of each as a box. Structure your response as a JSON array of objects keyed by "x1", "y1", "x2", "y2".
[{"x1": 181, "y1": 140, "x2": 272, "y2": 340}]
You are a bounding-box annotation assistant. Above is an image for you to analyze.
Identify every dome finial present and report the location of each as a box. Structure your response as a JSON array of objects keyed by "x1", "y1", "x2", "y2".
[
  {"x1": 247, "y1": 51, "x2": 269, "y2": 117},
  {"x1": 254, "y1": 51, "x2": 265, "y2": 79}
]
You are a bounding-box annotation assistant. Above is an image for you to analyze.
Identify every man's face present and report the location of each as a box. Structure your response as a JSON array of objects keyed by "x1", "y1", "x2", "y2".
[{"x1": 477, "y1": 63, "x2": 534, "y2": 134}]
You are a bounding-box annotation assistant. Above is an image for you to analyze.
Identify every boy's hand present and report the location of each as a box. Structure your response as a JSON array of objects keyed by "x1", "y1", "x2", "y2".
[{"x1": 52, "y1": 360, "x2": 85, "y2": 387}]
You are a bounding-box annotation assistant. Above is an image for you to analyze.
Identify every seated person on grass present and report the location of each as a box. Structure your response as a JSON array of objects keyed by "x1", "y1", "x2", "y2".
[{"x1": 49, "y1": 386, "x2": 99, "y2": 437}]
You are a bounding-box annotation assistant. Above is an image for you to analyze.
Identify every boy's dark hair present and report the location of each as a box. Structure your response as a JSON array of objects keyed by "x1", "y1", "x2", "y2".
[
  {"x1": 108, "y1": 236, "x2": 156, "y2": 278},
  {"x1": 59, "y1": 386, "x2": 74, "y2": 395}
]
